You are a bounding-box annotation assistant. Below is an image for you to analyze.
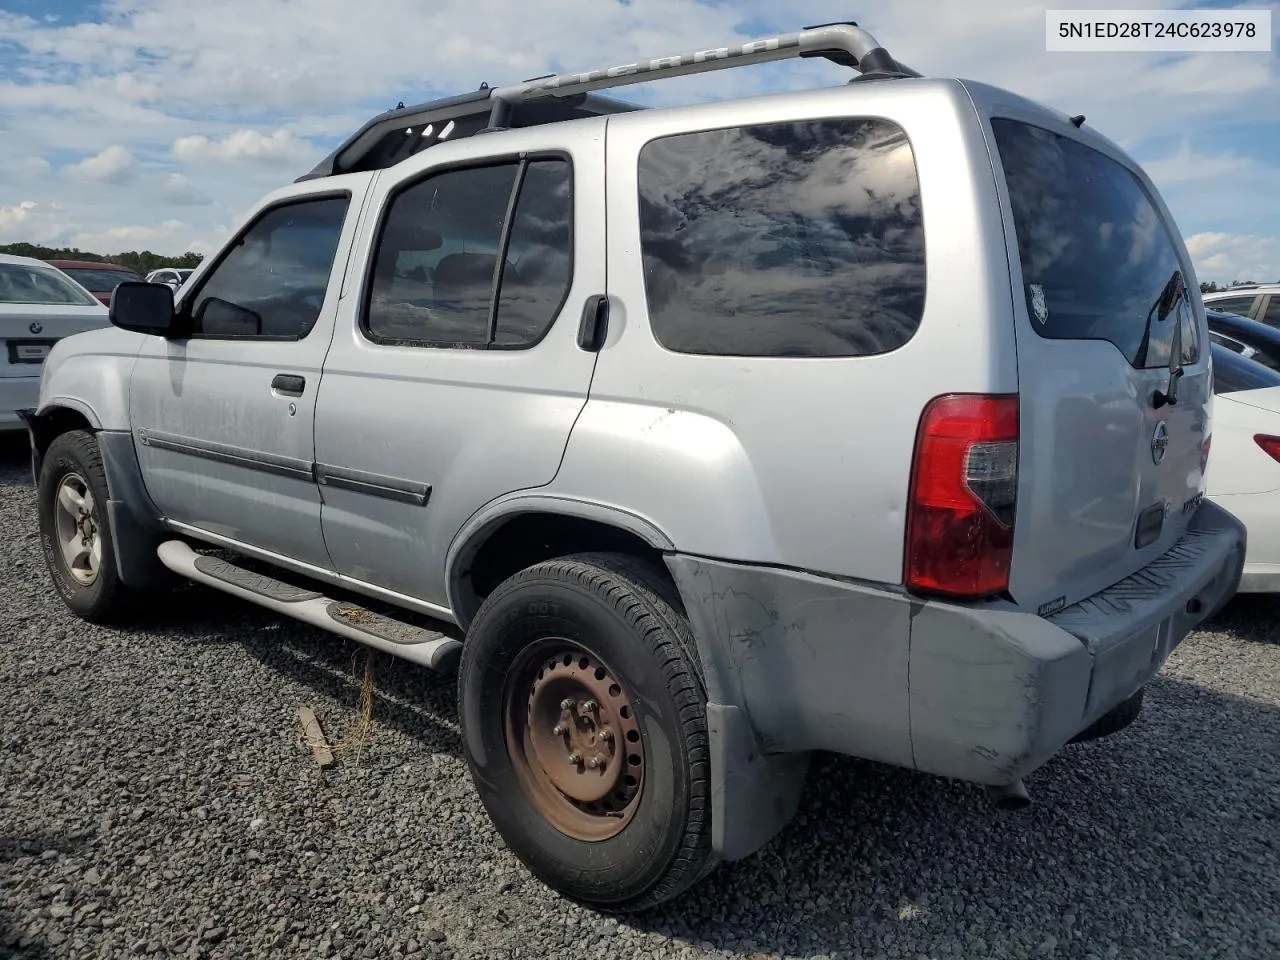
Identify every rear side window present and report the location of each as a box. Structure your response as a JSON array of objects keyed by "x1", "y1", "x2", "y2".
[
  {"x1": 992, "y1": 119, "x2": 1198, "y2": 370},
  {"x1": 637, "y1": 117, "x2": 926, "y2": 358},
  {"x1": 364, "y1": 157, "x2": 573, "y2": 349}
]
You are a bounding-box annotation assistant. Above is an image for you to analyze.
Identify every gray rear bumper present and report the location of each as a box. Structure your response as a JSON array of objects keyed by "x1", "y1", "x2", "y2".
[{"x1": 666, "y1": 498, "x2": 1245, "y2": 860}]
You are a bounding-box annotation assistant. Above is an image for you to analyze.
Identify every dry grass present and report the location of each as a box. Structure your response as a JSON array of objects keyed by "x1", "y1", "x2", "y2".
[
  {"x1": 329, "y1": 648, "x2": 377, "y2": 766},
  {"x1": 298, "y1": 648, "x2": 378, "y2": 769}
]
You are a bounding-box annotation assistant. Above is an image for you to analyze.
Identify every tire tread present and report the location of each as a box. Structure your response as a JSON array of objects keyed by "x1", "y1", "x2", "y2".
[{"x1": 468, "y1": 550, "x2": 716, "y2": 911}]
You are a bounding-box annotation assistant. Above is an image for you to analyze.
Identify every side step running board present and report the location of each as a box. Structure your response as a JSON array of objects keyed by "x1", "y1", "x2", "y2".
[{"x1": 156, "y1": 540, "x2": 462, "y2": 672}]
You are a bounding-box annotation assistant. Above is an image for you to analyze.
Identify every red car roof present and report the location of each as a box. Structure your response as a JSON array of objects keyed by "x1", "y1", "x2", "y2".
[{"x1": 46, "y1": 259, "x2": 135, "y2": 272}]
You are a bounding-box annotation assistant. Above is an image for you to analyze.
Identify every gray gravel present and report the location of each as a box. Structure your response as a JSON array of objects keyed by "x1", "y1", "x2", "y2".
[{"x1": 1, "y1": 431, "x2": 1278, "y2": 960}]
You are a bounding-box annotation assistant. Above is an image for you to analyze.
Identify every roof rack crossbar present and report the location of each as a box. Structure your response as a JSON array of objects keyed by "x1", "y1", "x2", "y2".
[{"x1": 487, "y1": 22, "x2": 918, "y2": 126}]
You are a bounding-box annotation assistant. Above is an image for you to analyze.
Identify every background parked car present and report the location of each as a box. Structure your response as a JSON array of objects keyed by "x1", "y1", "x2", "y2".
[
  {"x1": 0, "y1": 253, "x2": 108, "y2": 431},
  {"x1": 1203, "y1": 283, "x2": 1280, "y2": 326},
  {"x1": 145, "y1": 267, "x2": 195, "y2": 291},
  {"x1": 44, "y1": 259, "x2": 143, "y2": 307},
  {"x1": 1206, "y1": 339, "x2": 1280, "y2": 592},
  {"x1": 1206, "y1": 308, "x2": 1280, "y2": 370}
]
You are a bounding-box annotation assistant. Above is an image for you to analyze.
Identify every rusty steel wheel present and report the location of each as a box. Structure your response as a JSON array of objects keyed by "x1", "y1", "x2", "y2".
[
  {"x1": 459, "y1": 552, "x2": 715, "y2": 911},
  {"x1": 504, "y1": 639, "x2": 646, "y2": 841}
]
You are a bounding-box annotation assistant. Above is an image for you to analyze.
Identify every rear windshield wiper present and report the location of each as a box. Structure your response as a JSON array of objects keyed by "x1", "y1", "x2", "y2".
[{"x1": 1144, "y1": 269, "x2": 1188, "y2": 409}]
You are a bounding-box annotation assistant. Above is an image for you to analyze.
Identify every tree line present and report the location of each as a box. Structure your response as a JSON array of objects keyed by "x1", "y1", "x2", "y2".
[
  {"x1": 0, "y1": 243, "x2": 204, "y2": 277},
  {"x1": 1201, "y1": 280, "x2": 1273, "y2": 293}
]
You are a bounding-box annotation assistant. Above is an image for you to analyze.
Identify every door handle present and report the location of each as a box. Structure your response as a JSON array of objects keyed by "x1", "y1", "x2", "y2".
[
  {"x1": 577, "y1": 294, "x2": 609, "y2": 351},
  {"x1": 271, "y1": 374, "x2": 306, "y2": 396}
]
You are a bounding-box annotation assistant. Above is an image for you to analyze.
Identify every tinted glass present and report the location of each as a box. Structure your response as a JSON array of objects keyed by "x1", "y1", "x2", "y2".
[
  {"x1": 1212, "y1": 341, "x2": 1280, "y2": 395},
  {"x1": 366, "y1": 164, "x2": 518, "y2": 345},
  {"x1": 493, "y1": 159, "x2": 573, "y2": 346},
  {"x1": 1263, "y1": 298, "x2": 1280, "y2": 327},
  {"x1": 189, "y1": 196, "x2": 348, "y2": 339},
  {"x1": 1206, "y1": 296, "x2": 1255, "y2": 317},
  {"x1": 62, "y1": 267, "x2": 141, "y2": 291},
  {"x1": 992, "y1": 119, "x2": 1198, "y2": 370},
  {"x1": 0, "y1": 264, "x2": 99, "y2": 305},
  {"x1": 637, "y1": 117, "x2": 926, "y2": 358}
]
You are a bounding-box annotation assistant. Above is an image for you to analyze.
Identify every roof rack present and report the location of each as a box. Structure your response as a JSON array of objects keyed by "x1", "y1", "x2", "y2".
[{"x1": 298, "y1": 21, "x2": 917, "y2": 181}]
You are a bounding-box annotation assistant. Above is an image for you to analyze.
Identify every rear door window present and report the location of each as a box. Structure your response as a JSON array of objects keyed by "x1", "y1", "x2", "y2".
[
  {"x1": 1207, "y1": 296, "x2": 1257, "y2": 317},
  {"x1": 992, "y1": 118, "x2": 1198, "y2": 370}
]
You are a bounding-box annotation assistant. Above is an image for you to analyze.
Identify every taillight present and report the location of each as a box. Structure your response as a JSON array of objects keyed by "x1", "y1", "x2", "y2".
[
  {"x1": 1254, "y1": 434, "x2": 1280, "y2": 463},
  {"x1": 906, "y1": 394, "x2": 1019, "y2": 599}
]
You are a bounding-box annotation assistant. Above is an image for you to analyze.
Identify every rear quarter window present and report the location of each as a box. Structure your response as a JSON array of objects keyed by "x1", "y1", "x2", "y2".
[
  {"x1": 992, "y1": 118, "x2": 1197, "y2": 370},
  {"x1": 636, "y1": 116, "x2": 926, "y2": 358}
]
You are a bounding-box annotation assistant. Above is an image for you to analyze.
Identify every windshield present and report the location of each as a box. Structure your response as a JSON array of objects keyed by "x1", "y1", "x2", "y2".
[
  {"x1": 60, "y1": 266, "x2": 142, "y2": 291},
  {"x1": 177, "y1": 269, "x2": 194, "y2": 280},
  {"x1": 0, "y1": 263, "x2": 100, "y2": 305},
  {"x1": 992, "y1": 118, "x2": 1198, "y2": 370}
]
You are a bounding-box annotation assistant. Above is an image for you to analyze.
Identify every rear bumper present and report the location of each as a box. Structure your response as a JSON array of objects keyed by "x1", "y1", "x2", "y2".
[
  {"x1": 0, "y1": 377, "x2": 40, "y2": 431},
  {"x1": 1239, "y1": 563, "x2": 1280, "y2": 593},
  {"x1": 667, "y1": 498, "x2": 1245, "y2": 858}
]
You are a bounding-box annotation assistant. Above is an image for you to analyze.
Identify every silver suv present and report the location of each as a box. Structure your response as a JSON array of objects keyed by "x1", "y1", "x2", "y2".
[{"x1": 20, "y1": 22, "x2": 1246, "y2": 911}]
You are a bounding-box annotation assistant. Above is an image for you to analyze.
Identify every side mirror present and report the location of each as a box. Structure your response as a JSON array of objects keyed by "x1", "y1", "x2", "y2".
[{"x1": 109, "y1": 282, "x2": 178, "y2": 336}]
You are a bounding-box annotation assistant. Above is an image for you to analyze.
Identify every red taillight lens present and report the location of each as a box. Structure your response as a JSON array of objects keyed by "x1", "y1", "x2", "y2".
[
  {"x1": 906, "y1": 394, "x2": 1019, "y2": 599},
  {"x1": 1254, "y1": 434, "x2": 1280, "y2": 463}
]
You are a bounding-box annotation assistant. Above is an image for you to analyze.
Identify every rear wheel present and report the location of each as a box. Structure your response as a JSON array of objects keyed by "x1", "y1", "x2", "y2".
[
  {"x1": 37, "y1": 430, "x2": 137, "y2": 624},
  {"x1": 458, "y1": 552, "x2": 715, "y2": 912}
]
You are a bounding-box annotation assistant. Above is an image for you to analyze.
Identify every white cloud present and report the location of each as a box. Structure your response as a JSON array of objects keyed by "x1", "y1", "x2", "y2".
[
  {"x1": 62, "y1": 144, "x2": 137, "y2": 184},
  {"x1": 160, "y1": 172, "x2": 211, "y2": 206},
  {"x1": 0, "y1": 201, "x2": 61, "y2": 244},
  {"x1": 172, "y1": 128, "x2": 318, "y2": 167},
  {"x1": 1185, "y1": 233, "x2": 1280, "y2": 286},
  {"x1": 13, "y1": 156, "x2": 51, "y2": 180},
  {"x1": 0, "y1": 0, "x2": 1273, "y2": 261}
]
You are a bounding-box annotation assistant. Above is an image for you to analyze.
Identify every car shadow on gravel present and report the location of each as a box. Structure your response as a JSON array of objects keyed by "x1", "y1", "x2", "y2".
[
  {"x1": 112, "y1": 583, "x2": 463, "y2": 756},
  {"x1": 1203, "y1": 593, "x2": 1280, "y2": 645},
  {"x1": 0, "y1": 432, "x2": 32, "y2": 488},
  {"x1": 626, "y1": 675, "x2": 1280, "y2": 959}
]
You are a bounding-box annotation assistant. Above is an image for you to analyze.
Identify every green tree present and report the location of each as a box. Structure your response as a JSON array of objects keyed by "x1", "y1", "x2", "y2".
[{"x1": 0, "y1": 242, "x2": 204, "y2": 274}]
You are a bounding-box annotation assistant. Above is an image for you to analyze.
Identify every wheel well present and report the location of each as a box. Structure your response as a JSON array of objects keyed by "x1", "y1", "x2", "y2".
[
  {"x1": 455, "y1": 513, "x2": 671, "y2": 628},
  {"x1": 28, "y1": 406, "x2": 94, "y2": 465}
]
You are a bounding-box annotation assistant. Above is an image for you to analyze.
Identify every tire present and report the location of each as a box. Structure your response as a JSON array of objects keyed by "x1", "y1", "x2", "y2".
[
  {"x1": 37, "y1": 430, "x2": 137, "y2": 624},
  {"x1": 458, "y1": 551, "x2": 715, "y2": 912},
  {"x1": 1069, "y1": 687, "x2": 1144, "y2": 744}
]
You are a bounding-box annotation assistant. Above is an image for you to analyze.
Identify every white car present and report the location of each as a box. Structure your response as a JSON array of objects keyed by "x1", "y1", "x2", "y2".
[
  {"x1": 0, "y1": 253, "x2": 109, "y2": 432},
  {"x1": 144, "y1": 267, "x2": 194, "y2": 291},
  {"x1": 1206, "y1": 340, "x2": 1280, "y2": 592}
]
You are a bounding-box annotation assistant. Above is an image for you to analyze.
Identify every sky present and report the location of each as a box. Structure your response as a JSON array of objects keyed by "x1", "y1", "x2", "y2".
[{"x1": 0, "y1": 0, "x2": 1276, "y2": 284}]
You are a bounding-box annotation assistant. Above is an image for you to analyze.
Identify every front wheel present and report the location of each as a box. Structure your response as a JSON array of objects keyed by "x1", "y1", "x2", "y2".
[
  {"x1": 458, "y1": 552, "x2": 715, "y2": 912},
  {"x1": 37, "y1": 430, "x2": 137, "y2": 624}
]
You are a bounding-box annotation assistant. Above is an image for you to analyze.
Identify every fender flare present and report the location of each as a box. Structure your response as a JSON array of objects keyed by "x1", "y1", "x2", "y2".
[
  {"x1": 445, "y1": 492, "x2": 675, "y2": 620},
  {"x1": 36, "y1": 396, "x2": 103, "y2": 430}
]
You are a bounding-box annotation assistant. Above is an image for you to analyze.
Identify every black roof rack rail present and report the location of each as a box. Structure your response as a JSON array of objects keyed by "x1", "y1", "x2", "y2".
[
  {"x1": 297, "y1": 88, "x2": 641, "y2": 181},
  {"x1": 299, "y1": 21, "x2": 917, "y2": 180}
]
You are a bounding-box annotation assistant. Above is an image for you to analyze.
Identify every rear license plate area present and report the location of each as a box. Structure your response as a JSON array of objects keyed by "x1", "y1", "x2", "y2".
[{"x1": 6, "y1": 339, "x2": 57, "y2": 364}]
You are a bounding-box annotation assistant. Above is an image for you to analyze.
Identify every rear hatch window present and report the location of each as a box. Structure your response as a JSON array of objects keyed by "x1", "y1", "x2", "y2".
[{"x1": 991, "y1": 118, "x2": 1198, "y2": 369}]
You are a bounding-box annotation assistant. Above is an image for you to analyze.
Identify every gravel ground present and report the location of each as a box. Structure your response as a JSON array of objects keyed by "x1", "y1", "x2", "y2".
[{"x1": 1, "y1": 431, "x2": 1278, "y2": 960}]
